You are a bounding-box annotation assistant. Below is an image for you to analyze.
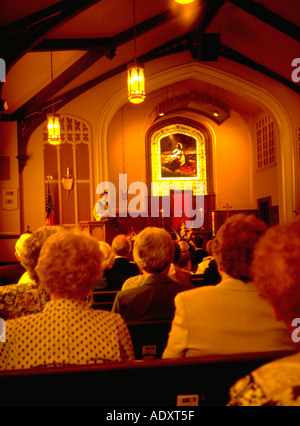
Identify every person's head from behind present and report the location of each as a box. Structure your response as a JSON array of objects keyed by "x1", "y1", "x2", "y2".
[
  {"x1": 112, "y1": 234, "x2": 132, "y2": 258},
  {"x1": 173, "y1": 242, "x2": 181, "y2": 265},
  {"x1": 15, "y1": 233, "x2": 31, "y2": 261},
  {"x1": 211, "y1": 214, "x2": 267, "y2": 283},
  {"x1": 178, "y1": 240, "x2": 189, "y2": 253},
  {"x1": 36, "y1": 230, "x2": 104, "y2": 301},
  {"x1": 177, "y1": 253, "x2": 192, "y2": 271},
  {"x1": 205, "y1": 239, "x2": 214, "y2": 256},
  {"x1": 133, "y1": 227, "x2": 175, "y2": 274},
  {"x1": 251, "y1": 217, "x2": 300, "y2": 328},
  {"x1": 19, "y1": 226, "x2": 62, "y2": 283},
  {"x1": 194, "y1": 237, "x2": 204, "y2": 249},
  {"x1": 98, "y1": 241, "x2": 115, "y2": 271}
]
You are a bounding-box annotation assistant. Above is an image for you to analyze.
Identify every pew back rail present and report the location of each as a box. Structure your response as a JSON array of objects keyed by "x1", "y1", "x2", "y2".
[{"x1": 0, "y1": 351, "x2": 294, "y2": 406}]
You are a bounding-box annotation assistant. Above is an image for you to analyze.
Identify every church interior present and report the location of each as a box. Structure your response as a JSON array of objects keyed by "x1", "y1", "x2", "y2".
[
  {"x1": 0, "y1": 0, "x2": 299, "y2": 260},
  {"x1": 0, "y1": 0, "x2": 300, "y2": 407}
]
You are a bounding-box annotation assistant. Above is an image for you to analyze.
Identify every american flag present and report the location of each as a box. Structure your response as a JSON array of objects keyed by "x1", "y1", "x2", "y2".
[{"x1": 45, "y1": 183, "x2": 54, "y2": 226}]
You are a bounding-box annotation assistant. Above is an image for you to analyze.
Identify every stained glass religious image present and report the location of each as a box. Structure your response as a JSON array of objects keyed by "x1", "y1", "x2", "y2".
[
  {"x1": 151, "y1": 123, "x2": 207, "y2": 196},
  {"x1": 160, "y1": 133, "x2": 197, "y2": 178}
]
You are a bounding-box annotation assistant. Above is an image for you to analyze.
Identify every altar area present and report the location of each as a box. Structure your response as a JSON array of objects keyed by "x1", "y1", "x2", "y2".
[{"x1": 79, "y1": 194, "x2": 258, "y2": 246}]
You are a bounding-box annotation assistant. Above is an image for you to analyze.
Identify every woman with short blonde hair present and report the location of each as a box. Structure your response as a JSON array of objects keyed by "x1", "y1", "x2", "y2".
[{"x1": 98, "y1": 241, "x2": 116, "y2": 271}]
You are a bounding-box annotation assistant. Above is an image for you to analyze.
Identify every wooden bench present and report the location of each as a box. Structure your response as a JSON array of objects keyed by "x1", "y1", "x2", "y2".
[
  {"x1": 0, "y1": 351, "x2": 294, "y2": 406},
  {"x1": 91, "y1": 290, "x2": 119, "y2": 311},
  {"x1": 126, "y1": 320, "x2": 172, "y2": 360}
]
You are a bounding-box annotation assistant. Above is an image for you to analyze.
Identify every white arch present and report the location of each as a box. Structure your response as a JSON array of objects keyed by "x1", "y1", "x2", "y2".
[{"x1": 97, "y1": 62, "x2": 295, "y2": 222}]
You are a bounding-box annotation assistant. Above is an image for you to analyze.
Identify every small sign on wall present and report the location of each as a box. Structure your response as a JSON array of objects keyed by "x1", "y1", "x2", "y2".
[{"x1": 2, "y1": 188, "x2": 18, "y2": 210}]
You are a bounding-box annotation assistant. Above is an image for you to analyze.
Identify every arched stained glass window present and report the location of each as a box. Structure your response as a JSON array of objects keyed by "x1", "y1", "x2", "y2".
[{"x1": 150, "y1": 123, "x2": 208, "y2": 196}]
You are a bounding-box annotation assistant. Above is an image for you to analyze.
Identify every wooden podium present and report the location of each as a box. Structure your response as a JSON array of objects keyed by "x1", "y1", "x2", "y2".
[{"x1": 79, "y1": 219, "x2": 119, "y2": 245}]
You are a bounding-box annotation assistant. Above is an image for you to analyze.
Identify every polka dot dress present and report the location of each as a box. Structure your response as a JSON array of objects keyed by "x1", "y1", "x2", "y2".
[{"x1": 0, "y1": 299, "x2": 135, "y2": 370}]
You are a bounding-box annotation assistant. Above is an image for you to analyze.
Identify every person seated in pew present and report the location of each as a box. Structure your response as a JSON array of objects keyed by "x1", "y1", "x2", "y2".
[
  {"x1": 196, "y1": 240, "x2": 221, "y2": 285},
  {"x1": 92, "y1": 241, "x2": 126, "y2": 291},
  {"x1": 168, "y1": 242, "x2": 193, "y2": 285},
  {"x1": 112, "y1": 227, "x2": 195, "y2": 322},
  {"x1": 0, "y1": 226, "x2": 62, "y2": 320},
  {"x1": 202, "y1": 258, "x2": 221, "y2": 285},
  {"x1": 228, "y1": 218, "x2": 300, "y2": 406},
  {"x1": 0, "y1": 229, "x2": 134, "y2": 370},
  {"x1": 163, "y1": 214, "x2": 297, "y2": 359},
  {"x1": 195, "y1": 239, "x2": 214, "y2": 274},
  {"x1": 189, "y1": 236, "x2": 208, "y2": 267},
  {"x1": 111, "y1": 235, "x2": 140, "y2": 279},
  {"x1": 0, "y1": 233, "x2": 30, "y2": 287},
  {"x1": 121, "y1": 241, "x2": 194, "y2": 292}
]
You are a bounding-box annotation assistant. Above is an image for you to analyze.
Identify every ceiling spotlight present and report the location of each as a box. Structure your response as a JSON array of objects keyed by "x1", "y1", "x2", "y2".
[
  {"x1": 174, "y1": 0, "x2": 196, "y2": 4},
  {"x1": 213, "y1": 110, "x2": 219, "y2": 117}
]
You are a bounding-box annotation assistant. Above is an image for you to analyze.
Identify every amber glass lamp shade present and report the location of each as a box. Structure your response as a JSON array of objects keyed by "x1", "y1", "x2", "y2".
[
  {"x1": 47, "y1": 113, "x2": 61, "y2": 145},
  {"x1": 174, "y1": 0, "x2": 195, "y2": 3},
  {"x1": 127, "y1": 61, "x2": 146, "y2": 104}
]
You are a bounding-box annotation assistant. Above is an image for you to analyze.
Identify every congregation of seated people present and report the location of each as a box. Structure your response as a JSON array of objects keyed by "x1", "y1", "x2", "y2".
[{"x1": 0, "y1": 215, "x2": 300, "y2": 406}]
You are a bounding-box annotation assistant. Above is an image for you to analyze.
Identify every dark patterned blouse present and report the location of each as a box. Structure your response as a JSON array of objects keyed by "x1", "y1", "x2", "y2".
[
  {"x1": 228, "y1": 354, "x2": 300, "y2": 406},
  {"x1": 0, "y1": 281, "x2": 49, "y2": 320}
]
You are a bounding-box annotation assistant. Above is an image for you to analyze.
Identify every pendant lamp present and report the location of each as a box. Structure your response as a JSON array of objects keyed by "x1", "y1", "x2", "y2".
[
  {"x1": 47, "y1": 52, "x2": 61, "y2": 145},
  {"x1": 127, "y1": 0, "x2": 145, "y2": 104},
  {"x1": 174, "y1": 0, "x2": 196, "y2": 4}
]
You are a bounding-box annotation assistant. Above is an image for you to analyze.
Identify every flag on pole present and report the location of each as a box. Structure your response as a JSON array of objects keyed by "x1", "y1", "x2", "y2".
[{"x1": 45, "y1": 182, "x2": 54, "y2": 226}]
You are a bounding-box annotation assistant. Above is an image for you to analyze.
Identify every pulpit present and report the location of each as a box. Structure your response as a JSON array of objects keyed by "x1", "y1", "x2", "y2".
[{"x1": 79, "y1": 218, "x2": 120, "y2": 245}]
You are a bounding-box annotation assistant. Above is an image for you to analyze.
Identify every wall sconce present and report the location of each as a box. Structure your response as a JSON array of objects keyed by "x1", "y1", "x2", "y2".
[{"x1": 62, "y1": 168, "x2": 73, "y2": 199}]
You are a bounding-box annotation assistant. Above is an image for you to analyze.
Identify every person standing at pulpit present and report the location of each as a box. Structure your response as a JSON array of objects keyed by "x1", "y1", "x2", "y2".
[{"x1": 93, "y1": 190, "x2": 109, "y2": 221}]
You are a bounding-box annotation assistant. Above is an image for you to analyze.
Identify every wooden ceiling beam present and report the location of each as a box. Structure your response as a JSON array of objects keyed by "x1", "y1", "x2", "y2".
[
  {"x1": 11, "y1": 49, "x2": 106, "y2": 121},
  {"x1": 32, "y1": 5, "x2": 192, "y2": 52},
  {"x1": 21, "y1": 32, "x2": 300, "y2": 133},
  {"x1": 228, "y1": 0, "x2": 300, "y2": 42},
  {"x1": 194, "y1": 0, "x2": 226, "y2": 32},
  {"x1": 12, "y1": 5, "x2": 199, "y2": 121},
  {"x1": 0, "y1": 0, "x2": 102, "y2": 70},
  {"x1": 219, "y1": 43, "x2": 300, "y2": 94},
  {"x1": 16, "y1": 29, "x2": 300, "y2": 163}
]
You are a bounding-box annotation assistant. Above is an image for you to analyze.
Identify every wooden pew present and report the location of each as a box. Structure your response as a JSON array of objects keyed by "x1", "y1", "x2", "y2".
[
  {"x1": 126, "y1": 320, "x2": 172, "y2": 360},
  {"x1": 91, "y1": 291, "x2": 119, "y2": 311},
  {"x1": 0, "y1": 350, "x2": 294, "y2": 406}
]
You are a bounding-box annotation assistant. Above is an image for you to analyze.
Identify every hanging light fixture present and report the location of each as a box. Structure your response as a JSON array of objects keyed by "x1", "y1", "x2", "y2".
[
  {"x1": 127, "y1": 0, "x2": 145, "y2": 104},
  {"x1": 47, "y1": 52, "x2": 61, "y2": 145},
  {"x1": 174, "y1": 0, "x2": 196, "y2": 4}
]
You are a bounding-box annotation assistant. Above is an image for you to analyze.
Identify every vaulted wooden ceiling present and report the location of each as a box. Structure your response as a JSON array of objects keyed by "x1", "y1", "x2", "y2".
[{"x1": 0, "y1": 0, "x2": 299, "y2": 132}]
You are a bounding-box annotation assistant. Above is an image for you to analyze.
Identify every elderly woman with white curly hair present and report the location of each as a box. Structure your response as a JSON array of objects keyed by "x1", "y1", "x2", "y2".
[{"x1": 0, "y1": 229, "x2": 134, "y2": 370}]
